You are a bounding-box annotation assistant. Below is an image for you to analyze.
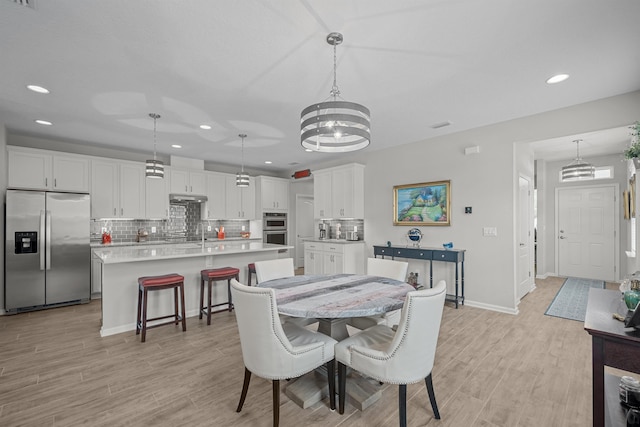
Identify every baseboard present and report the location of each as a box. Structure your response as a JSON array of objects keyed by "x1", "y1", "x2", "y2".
[
  {"x1": 464, "y1": 299, "x2": 519, "y2": 315},
  {"x1": 536, "y1": 272, "x2": 555, "y2": 279}
]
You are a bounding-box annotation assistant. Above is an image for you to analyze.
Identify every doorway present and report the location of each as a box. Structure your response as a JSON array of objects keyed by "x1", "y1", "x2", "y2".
[
  {"x1": 556, "y1": 184, "x2": 618, "y2": 281},
  {"x1": 517, "y1": 175, "x2": 534, "y2": 299},
  {"x1": 295, "y1": 195, "x2": 314, "y2": 269}
]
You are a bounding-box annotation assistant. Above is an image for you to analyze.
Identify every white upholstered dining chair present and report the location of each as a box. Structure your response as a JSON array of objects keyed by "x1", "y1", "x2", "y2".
[
  {"x1": 348, "y1": 258, "x2": 409, "y2": 330},
  {"x1": 254, "y1": 258, "x2": 295, "y2": 283},
  {"x1": 336, "y1": 280, "x2": 447, "y2": 427},
  {"x1": 230, "y1": 279, "x2": 337, "y2": 427},
  {"x1": 254, "y1": 258, "x2": 316, "y2": 327}
]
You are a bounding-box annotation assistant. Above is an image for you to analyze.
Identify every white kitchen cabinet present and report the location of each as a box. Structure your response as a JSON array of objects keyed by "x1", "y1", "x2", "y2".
[
  {"x1": 331, "y1": 164, "x2": 364, "y2": 218},
  {"x1": 256, "y1": 176, "x2": 289, "y2": 212},
  {"x1": 225, "y1": 175, "x2": 255, "y2": 219},
  {"x1": 203, "y1": 172, "x2": 227, "y2": 219},
  {"x1": 304, "y1": 241, "x2": 325, "y2": 275},
  {"x1": 313, "y1": 170, "x2": 332, "y2": 218},
  {"x1": 145, "y1": 167, "x2": 170, "y2": 219},
  {"x1": 313, "y1": 164, "x2": 364, "y2": 219},
  {"x1": 303, "y1": 241, "x2": 365, "y2": 274},
  {"x1": 170, "y1": 169, "x2": 206, "y2": 195},
  {"x1": 90, "y1": 159, "x2": 145, "y2": 218},
  {"x1": 7, "y1": 147, "x2": 89, "y2": 192}
]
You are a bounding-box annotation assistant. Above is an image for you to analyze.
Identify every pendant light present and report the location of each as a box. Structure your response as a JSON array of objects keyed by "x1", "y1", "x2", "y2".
[
  {"x1": 301, "y1": 32, "x2": 370, "y2": 153},
  {"x1": 146, "y1": 113, "x2": 164, "y2": 179},
  {"x1": 236, "y1": 133, "x2": 250, "y2": 187},
  {"x1": 561, "y1": 139, "x2": 595, "y2": 181}
]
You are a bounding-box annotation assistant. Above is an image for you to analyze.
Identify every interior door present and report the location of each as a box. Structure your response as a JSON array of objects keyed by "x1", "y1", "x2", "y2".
[
  {"x1": 295, "y1": 195, "x2": 314, "y2": 269},
  {"x1": 517, "y1": 175, "x2": 533, "y2": 299},
  {"x1": 557, "y1": 185, "x2": 616, "y2": 281}
]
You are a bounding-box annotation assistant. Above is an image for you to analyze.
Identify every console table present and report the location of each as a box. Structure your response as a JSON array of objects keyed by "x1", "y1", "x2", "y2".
[
  {"x1": 584, "y1": 288, "x2": 640, "y2": 426},
  {"x1": 373, "y1": 245, "x2": 465, "y2": 308}
]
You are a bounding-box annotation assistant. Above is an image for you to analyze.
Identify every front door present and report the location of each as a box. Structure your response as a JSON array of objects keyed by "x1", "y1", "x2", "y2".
[{"x1": 557, "y1": 185, "x2": 616, "y2": 281}]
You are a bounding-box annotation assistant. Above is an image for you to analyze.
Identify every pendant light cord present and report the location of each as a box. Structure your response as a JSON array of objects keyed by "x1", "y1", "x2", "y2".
[{"x1": 330, "y1": 39, "x2": 340, "y2": 99}]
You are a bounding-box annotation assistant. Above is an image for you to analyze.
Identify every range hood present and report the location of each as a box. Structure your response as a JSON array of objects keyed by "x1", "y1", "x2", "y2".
[{"x1": 169, "y1": 194, "x2": 208, "y2": 203}]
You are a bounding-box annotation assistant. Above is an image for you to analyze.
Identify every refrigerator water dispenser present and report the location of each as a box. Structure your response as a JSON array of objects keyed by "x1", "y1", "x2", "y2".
[{"x1": 15, "y1": 231, "x2": 37, "y2": 254}]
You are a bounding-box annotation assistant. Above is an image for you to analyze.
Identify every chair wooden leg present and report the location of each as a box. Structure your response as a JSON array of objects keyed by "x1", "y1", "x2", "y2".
[
  {"x1": 425, "y1": 373, "x2": 440, "y2": 419},
  {"x1": 173, "y1": 286, "x2": 179, "y2": 325},
  {"x1": 326, "y1": 359, "x2": 336, "y2": 410},
  {"x1": 179, "y1": 283, "x2": 186, "y2": 332},
  {"x1": 136, "y1": 286, "x2": 142, "y2": 335},
  {"x1": 199, "y1": 278, "x2": 204, "y2": 320},
  {"x1": 141, "y1": 288, "x2": 149, "y2": 342},
  {"x1": 399, "y1": 384, "x2": 407, "y2": 427},
  {"x1": 272, "y1": 379, "x2": 280, "y2": 427},
  {"x1": 338, "y1": 362, "x2": 346, "y2": 414},
  {"x1": 236, "y1": 367, "x2": 252, "y2": 412},
  {"x1": 206, "y1": 280, "x2": 212, "y2": 325}
]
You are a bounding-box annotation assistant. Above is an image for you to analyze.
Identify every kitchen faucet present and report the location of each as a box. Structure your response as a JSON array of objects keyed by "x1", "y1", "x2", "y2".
[{"x1": 196, "y1": 222, "x2": 205, "y2": 247}]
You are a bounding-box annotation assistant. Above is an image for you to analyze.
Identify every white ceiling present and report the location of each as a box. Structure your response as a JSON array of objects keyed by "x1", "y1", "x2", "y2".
[{"x1": 1, "y1": 0, "x2": 639, "y2": 172}]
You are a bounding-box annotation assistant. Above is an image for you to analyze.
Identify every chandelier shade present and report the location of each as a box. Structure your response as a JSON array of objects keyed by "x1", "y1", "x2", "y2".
[
  {"x1": 146, "y1": 113, "x2": 164, "y2": 179},
  {"x1": 561, "y1": 139, "x2": 594, "y2": 181},
  {"x1": 236, "y1": 133, "x2": 249, "y2": 187},
  {"x1": 301, "y1": 32, "x2": 370, "y2": 153}
]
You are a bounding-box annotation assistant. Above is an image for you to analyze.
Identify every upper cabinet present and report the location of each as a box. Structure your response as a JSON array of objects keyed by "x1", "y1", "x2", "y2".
[
  {"x1": 225, "y1": 175, "x2": 255, "y2": 219},
  {"x1": 256, "y1": 176, "x2": 289, "y2": 212},
  {"x1": 170, "y1": 169, "x2": 206, "y2": 195},
  {"x1": 91, "y1": 159, "x2": 145, "y2": 218},
  {"x1": 8, "y1": 147, "x2": 89, "y2": 192},
  {"x1": 203, "y1": 171, "x2": 227, "y2": 219},
  {"x1": 313, "y1": 163, "x2": 365, "y2": 219},
  {"x1": 145, "y1": 167, "x2": 170, "y2": 219}
]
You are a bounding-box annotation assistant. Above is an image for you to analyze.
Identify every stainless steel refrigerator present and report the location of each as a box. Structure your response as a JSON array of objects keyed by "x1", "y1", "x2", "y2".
[{"x1": 5, "y1": 190, "x2": 90, "y2": 313}]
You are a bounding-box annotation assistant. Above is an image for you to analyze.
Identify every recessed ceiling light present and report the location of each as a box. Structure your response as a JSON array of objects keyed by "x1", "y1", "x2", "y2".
[
  {"x1": 199, "y1": 124, "x2": 211, "y2": 130},
  {"x1": 171, "y1": 144, "x2": 182, "y2": 148},
  {"x1": 27, "y1": 85, "x2": 50, "y2": 94},
  {"x1": 264, "y1": 160, "x2": 272, "y2": 164},
  {"x1": 546, "y1": 74, "x2": 570, "y2": 84},
  {"x1": 35, "y1": 119, "x2": 52, "y2": 126}
]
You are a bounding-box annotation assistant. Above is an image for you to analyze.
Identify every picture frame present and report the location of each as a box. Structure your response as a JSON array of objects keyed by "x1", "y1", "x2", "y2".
[
  {"x1": 631, "y1": 175, "x2": 636, "y2": 217},
  {"x1": 624, "y1": 190, "x2": 630, "y2": 220},
  {"x1": 393, "y1": 180, "x2": 450, "y2": 226}
]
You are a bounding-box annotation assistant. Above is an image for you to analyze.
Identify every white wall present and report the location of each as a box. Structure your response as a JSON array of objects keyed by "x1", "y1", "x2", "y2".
[
  {"x1": 0, "y1": 124, "x2": 6, "y2": 314},
  {"x1": 296, "y1": 90, "x2": 640, "y2": 313}
]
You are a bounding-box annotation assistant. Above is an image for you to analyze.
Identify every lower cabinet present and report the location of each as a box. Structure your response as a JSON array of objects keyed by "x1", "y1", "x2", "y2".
[{"x1": 304, "y1": 241, "x2": 365, "y2": 275}]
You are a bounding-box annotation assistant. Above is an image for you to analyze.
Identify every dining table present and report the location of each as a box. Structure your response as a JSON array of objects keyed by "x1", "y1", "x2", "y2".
[{"x1": 257, "y1": 273, "x2": 415, "y2": 410}]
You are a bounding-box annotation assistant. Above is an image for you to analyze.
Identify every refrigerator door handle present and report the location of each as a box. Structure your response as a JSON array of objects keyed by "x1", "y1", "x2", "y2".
[
  {"x1": 45, "y1": 210, "x2": 52, "y2": 270},
  {"x1": 39, "y1": 210, "x2": 46, "y2": 270}
]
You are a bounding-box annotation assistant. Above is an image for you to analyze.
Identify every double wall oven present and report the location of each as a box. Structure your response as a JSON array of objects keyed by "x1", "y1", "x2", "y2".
[{"x1": 263, "y1": 212, "x2": 287, "y2": 245}]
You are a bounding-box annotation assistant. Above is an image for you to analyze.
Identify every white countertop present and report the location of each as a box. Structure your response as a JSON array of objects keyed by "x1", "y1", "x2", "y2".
[
  {"x1": 90, "y1": 237, "x2": 261, "y2": 248},
  {"x1": 93, "y1": 242, "x2": 292, "y2": 264},
  {"x1": 304, "y1": 239, "x2": 365, "y2": 244}
]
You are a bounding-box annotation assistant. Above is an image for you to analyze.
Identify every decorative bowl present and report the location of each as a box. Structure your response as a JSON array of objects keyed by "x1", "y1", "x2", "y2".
[{"x1": 240, "y1": 231, "x2": 251, "y2": 238}]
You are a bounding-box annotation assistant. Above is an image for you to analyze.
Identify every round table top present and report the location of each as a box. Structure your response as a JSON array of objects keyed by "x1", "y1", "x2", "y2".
[{"x1": 256, "y1": 274, "x2": 415, "y2": 319}]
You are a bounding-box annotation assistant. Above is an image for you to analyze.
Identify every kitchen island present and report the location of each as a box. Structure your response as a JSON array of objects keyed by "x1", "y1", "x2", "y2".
[{"x1": 93, "y1": 241, "x2": 292, "y2": 337}]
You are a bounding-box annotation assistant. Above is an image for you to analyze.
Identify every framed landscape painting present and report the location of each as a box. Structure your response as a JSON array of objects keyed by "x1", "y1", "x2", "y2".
[{"x1": 393, "y1": 180, "x2": 450, "y2": 226}]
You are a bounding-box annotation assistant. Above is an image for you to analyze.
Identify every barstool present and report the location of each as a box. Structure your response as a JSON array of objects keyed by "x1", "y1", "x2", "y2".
[
  {"x1": 136, "y1": 273, "x2": 186, "y2": 343},
  {"x1": 247, "y1": 263, "x2": 257, "y2": 286},
  {"x1": 200, "y1": 267, "x2": 240, "y2": 325}
]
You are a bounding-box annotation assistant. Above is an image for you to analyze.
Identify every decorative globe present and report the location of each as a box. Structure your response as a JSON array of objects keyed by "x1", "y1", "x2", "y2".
[{"x1": 407, "y1": 228, "x2": 422, "y2": 243}]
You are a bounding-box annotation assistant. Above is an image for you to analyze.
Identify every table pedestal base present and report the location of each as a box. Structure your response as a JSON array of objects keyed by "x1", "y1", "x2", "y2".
[
  {"x1": 317, "y1": 318, "x2": 349, "y2": 341},
  {"x1": 285, "y1": 368, "x2": 383, "y2": 411}
]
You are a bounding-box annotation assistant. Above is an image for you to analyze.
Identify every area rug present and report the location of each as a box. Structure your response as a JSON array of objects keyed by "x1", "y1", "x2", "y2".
[{"x1": 544, "y1": 277, "x2": 605, "y2": 322}]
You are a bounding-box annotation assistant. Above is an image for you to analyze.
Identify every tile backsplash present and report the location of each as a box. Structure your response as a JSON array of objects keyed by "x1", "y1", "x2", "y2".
[{"x1": 92, "y1": 201, "x2": 250, "y2": 243}]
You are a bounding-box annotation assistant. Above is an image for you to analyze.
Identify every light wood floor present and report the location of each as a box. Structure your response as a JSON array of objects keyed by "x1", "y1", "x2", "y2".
[{"x1": 0, "y1": 277, "x2": 614, "y2": 426}]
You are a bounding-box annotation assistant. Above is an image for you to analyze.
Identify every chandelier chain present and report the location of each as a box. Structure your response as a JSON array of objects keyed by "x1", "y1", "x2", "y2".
[{"x1": 330, "y1": 37, "x2": 340, "y2": 98}]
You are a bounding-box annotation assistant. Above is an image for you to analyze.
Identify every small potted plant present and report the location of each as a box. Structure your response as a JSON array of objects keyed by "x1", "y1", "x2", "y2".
[{"x1": 625, "y1": 121, "x2": 640, "y2": 168}]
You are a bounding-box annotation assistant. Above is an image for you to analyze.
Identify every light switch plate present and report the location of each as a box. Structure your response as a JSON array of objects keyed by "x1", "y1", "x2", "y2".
[
  {"x1": 151, "y1": 226, "x2": 156, "y2": 233},
  {"x1": 483, "y1": 227, "x2": 497, "y2": 236},
  {"x1": 207, "y1": 225, "x2": 211, "y2": 231}
]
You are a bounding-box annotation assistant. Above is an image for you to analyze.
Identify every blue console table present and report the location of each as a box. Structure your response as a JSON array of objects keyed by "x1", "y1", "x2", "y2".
[{"x1": 373, "y1": 245, "x2": 465, "y2": 308}]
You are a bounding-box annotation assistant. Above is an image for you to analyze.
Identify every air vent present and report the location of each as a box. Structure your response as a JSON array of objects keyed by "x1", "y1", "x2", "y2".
[
  {"x1": 430, "y1": 121, "x2": 452, "y2": 129},
  {"x1": 8, "y1": 0, "x2": 35, "y2": 8}
]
